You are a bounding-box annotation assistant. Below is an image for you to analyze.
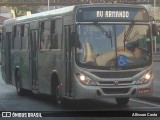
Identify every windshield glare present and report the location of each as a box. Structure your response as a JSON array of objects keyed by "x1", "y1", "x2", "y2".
[{"x1": 76, "y1": 24, "x2": 151, "y2": 69}]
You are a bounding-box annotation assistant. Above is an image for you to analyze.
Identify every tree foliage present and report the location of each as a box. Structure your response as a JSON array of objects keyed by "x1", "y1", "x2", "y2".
[
  {"x1": 1, "y1": 0, "x2": 40, "y2": 17},
  {"x1": 9, "y1": 6, "x2": 39, "y2": 17}
]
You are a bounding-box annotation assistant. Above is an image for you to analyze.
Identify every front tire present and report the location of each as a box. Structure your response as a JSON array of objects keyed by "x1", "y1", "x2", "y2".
[{"x1": 115, "y1": 97, "x2": 129, "y2": 106}]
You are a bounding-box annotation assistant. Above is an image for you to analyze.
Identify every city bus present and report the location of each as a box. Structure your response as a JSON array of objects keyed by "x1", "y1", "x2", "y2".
[{"x1": 1, "y1": 3, "x2": 158, "y2": 106}]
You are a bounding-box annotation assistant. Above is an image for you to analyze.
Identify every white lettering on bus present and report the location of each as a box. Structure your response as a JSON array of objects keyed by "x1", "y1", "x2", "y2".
[
  {"x1": 96, "y1": 11, "x2": 104, "y2": 17},
  {"x1": 97, "y1": 11, "x2": 129, "y2": 18}
]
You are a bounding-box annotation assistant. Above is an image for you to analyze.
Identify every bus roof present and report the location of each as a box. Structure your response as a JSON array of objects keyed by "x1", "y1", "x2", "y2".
[
  {"x1": 3, "y1": 5, "x2": 75, "y2": 25},
  {"x1": 3, "y1": 3, "x2": 147, "y2": 25},
  {"x1": 16, "y1": 5, "x2": 75, "y2": 21}
]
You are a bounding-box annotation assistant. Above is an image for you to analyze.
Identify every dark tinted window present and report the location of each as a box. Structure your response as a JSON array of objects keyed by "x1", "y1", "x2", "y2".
[
  {"x1": 21, "y1": 24, "x2": 29, "y2": 50},
  {"x1": 13, "y1": 25, "x2": 21, "y2": 50},
  {"x1": 40, "y1": 20, "x2": 51, "y2": 50}
]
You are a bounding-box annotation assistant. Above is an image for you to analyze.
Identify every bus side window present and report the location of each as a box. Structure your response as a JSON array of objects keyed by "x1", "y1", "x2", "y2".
[
  {"x1": 40, "y1": 20, "x2": 51, "y2": 50},
  {"x1": 21, "y1": 25, "x2": 24, "y2": 37},
  {"x1": 13, "y1": 26, "x2": 17, "y2": 38},
  {"x1": 21, "y1": 24, "x2": 29, "y2": 50},
  {"x1": 13, "y1": 25, "x2": 21, "y2": 50},
  {"x1": 51, "y1": 19, "x2": 58, "y2": 49},
  {"x1": 51, "y1": 18, "x2": 62, "y2": 49},
  {"x1": 12, "y1": 26, "x2": 17, "y2": 49},
  {"x1": 51, "y1": 20, "x2": 55, "y2": 49}
]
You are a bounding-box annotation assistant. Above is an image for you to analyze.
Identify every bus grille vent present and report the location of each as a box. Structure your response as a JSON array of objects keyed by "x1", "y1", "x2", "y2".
[
  {"x1": 92, "y1": 71, "x2": 139, "y2": 78},
  {"x1": 102, "y1": 88, "x2": 130, "y2": 94},
  {"x1": 99, "y1": 81, "x2": 133, "y2": 85}
]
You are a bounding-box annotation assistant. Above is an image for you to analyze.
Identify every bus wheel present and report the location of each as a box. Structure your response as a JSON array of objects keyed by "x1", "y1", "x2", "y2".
[
  {"x1": 115, "y1": 97, "x2": 129, "y2": 106},
  {"x1": 15, "y1": 71, "x2": 25, "y2": 96}
]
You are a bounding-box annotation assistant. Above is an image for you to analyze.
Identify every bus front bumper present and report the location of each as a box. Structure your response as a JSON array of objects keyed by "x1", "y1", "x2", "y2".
[{"x1": 73, "y1": 81, "x2": 153, "y2": 100}]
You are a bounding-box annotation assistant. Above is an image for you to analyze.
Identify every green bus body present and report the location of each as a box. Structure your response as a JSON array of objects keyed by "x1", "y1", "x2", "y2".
[{"x1": 1, "y1": 4, "x2": 154, "y2": 105}]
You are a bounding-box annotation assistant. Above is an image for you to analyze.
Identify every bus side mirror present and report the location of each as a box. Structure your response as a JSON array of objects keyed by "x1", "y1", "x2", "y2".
[{"x1": 152, "y1": 23, "x2": 158, "y2": 36}]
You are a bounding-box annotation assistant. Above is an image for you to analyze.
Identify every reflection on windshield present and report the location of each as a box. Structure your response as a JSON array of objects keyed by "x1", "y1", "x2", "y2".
[{"x1": 76, "y1": 24, "x2": 151, "y2": 69}]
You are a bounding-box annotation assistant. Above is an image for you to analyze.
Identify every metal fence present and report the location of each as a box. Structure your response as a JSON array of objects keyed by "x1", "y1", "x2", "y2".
[{"x1": 0, "y1": 0, "x2": 154, "y2": 6}]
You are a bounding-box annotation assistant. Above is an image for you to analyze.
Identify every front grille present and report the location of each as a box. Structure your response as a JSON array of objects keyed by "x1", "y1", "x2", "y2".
[
  {"x1": 92, "y1": 71, "x2": 139, "y2": 78},
  {"x1": 102, "y1": 88, "x2": 130, "y2": 94},
  {"x1": 99, "y1": 80, "x2": 133, "y2": 85}
]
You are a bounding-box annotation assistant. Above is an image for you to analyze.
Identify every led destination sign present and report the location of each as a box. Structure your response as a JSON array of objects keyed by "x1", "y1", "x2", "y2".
[
  {"x1": 76, "y1": 7, "x2": 149, "y2": 22},
  {"x1": 96, "y1": 11, "x2": 129, "y2": 18}
]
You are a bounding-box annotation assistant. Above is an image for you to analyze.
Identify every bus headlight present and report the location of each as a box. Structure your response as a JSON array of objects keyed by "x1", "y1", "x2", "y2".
[
  {"x1": 75, "y1": 73, "x2": 96, "y2": 85},
  {"x1": 136, "y1": 72, "x2": 152, "y2": 85}
]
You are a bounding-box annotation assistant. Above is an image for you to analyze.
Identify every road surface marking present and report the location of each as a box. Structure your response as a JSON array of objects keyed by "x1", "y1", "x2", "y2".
[{"x1": 130, "y1": 98, "x2": 160, "y2": 107}]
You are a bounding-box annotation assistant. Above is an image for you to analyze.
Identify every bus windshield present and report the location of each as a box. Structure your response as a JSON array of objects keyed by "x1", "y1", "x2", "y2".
[{"x1": 76, "y1": 24, "x2": 151, "y2": 69}]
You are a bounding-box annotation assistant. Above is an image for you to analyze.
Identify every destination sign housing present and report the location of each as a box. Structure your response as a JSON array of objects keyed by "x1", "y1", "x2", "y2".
[{"x1": 76, "y1": 7, "x2": 149, "y2": 22}]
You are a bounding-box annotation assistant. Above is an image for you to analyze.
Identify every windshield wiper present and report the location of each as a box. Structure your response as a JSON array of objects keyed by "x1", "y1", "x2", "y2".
[{"x1": 94, "y1": 22, "x2": 113, "y2": 47}]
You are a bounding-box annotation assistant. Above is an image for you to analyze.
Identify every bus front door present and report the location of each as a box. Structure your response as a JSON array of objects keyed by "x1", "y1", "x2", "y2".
[
  {"x1": 29, "y1": 30, "x2": 38, "y2": 93},
  {"x1": 64, "y1": 25, "x2": 73, "y2": 97}
]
